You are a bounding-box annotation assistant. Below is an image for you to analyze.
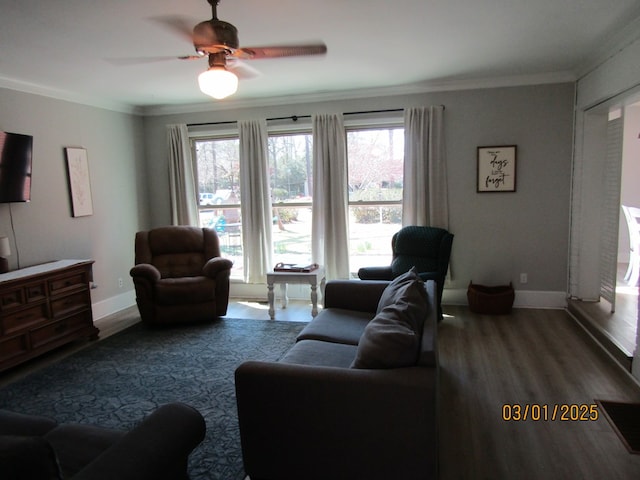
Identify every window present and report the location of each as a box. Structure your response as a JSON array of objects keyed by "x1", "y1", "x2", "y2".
[
  {"x1": 194, "y1": 138, "x2": 243, "y2": 279},
  {"x1": 268, "y1": 133, "x2": 313, "y2": 266},
  {"x1": 347, "y1": 127, "x2": 404, "y2": 275},
  {"x1": 193, "y1": 122, "x2": 404, "y2": 282}
]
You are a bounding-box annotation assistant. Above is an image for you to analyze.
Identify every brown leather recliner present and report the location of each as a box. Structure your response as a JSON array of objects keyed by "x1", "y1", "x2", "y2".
[{"x1": 130, "y1": 226, "x2": 233, "y2": 325}]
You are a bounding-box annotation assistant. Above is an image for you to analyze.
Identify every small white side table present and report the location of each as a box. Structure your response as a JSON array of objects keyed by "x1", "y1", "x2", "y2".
[{"x1": 266, "y1": 267, "x2": 326, "y2": 320}]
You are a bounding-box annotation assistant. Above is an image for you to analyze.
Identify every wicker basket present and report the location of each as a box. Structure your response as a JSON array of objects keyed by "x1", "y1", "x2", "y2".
[{"x1": 467, "y1": 281, "x2": 515, "y2": 315}]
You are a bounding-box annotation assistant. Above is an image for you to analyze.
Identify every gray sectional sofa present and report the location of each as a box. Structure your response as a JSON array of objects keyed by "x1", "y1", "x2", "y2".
[{"x1": 235, "y1": 269, "x2": 439, "y2": 480}]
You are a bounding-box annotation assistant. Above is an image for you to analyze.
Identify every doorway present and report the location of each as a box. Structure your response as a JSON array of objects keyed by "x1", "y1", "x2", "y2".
[{"x1": 568, "y1": 94, "x2": 640, "y2": 373}]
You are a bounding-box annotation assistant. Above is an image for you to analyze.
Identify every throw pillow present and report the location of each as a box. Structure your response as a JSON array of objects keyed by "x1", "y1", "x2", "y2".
[
  {"x1": 352, "y1": 270, "x2": 429, "y2": 369},
  {"x1": 0, "y1": 435, "x2": 63, "y2": 480},
  {"x1": 376, "y1": 266, "x2": 421, "y2": 315}
]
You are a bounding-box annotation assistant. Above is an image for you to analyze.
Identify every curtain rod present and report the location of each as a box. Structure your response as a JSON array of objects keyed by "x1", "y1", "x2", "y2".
[{"x1": 186, "y1": 106, "x2": 444, "y2": 128}]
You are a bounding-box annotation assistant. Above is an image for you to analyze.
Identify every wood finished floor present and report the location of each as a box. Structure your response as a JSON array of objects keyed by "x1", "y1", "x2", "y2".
[
  {"x1": 568, "y1": 264, "x2": 638, "y2": 371},
  {"x1": 439, "y1": 305, "x2": 640, "y2": 479},
  {"x1": 2, "y1": 301, "x2": 640, "y2": 478}
]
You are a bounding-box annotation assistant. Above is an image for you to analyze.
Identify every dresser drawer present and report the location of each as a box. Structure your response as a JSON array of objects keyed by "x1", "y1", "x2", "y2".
[
  {"x1": 0, "y1": 334, "x2": 28, "y2": 363},
  {"x1": 0, "y1": 260, "x2": 97, "y2": 372},
  {"x1": 0, "y1": 281, "x2": 47, "y2": 313},
  {"x1": 26, "y1": 282, "x2": 47, "y2": 303},
  {"x1": 30, "y1": 312, "x2": 90, "y2": 349},
  {"x1": 2, "y1": 303, "x2": 48, "y2": 335},
  {"x1": 0, "y1": 287, "x2": 26, "y2": 311},
  {"x1": 49, "y1": 271, "x2": 88, "y2": 296},
  {"x1": 50, "y1": 291, "x2": 90, "y2": 318}
]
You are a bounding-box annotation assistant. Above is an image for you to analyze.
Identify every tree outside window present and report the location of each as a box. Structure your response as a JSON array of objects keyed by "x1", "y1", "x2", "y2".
[
  {"x1": 269, "y1": 134, "x2": 313, "y2": 266},
  {"x1": 347, "y1": 127, "x2": 404, "y2": 274}
]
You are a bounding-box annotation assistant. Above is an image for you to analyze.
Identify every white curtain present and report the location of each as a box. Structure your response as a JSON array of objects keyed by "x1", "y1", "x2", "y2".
[
  {"x1": 239, "y1": 120, "x2": 273, "y2": 284},
  {"x1": 312, "y1": 114, "x2": 350, "y2": 280},
  {"x1": 402, "y1": 106, "x2": 448, "y2": 229},
  {"x1": 167, "y1": 124, "x2": 199, "y2": 226}
]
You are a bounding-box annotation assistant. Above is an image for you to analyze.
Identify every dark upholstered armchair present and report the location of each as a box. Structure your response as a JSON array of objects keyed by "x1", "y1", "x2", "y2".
[
  {"x1": 358, "y1": 225, "x2": 453, "y2": 318},
  {"x1": 0, "y1": 403, "x2": 205, "y2": 480},
  {"x1": 130, "y1": 226, "x2": 233, "y2": 325}
]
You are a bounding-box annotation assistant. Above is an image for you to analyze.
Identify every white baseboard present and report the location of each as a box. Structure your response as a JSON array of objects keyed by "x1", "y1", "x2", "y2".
[
  {"x1": 92, "y1": 290, "x2": 136, "y2": 320},
  {"x1": 443, "y1": 288, "x2": 567, "y2": 309},
  {"x1": 232, "y1": 282, "x2": 568, "y2": 310},
  {"x1": 230, "y1": 282, "x2": 268, "y2": 300},
  {"x1": 98, "y1": 285, "x2": 567, "y2": 317}
]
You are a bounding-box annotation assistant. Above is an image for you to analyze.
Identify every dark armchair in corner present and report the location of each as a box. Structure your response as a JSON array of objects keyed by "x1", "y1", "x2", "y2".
[
  {"x1": 358, "y1": 225, "x2": 453, "y2": 318},
  {"x1": 130, "y1": 226, "x2": 233, "y2": 325},
  {"x1": 0, "y1": 402, "x2": 205, "y2": 480}
]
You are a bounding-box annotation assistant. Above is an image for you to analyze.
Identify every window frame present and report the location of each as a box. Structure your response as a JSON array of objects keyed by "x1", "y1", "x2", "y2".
[{"x1": 190, "y1": 113, "x2": 405, "y2": 280}]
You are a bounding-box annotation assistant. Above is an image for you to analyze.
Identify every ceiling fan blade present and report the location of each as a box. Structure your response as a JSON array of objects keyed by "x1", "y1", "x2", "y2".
[
  {"x1": 227, "y1": 59, "x2": 261, "y2": 79},
  {"x1": 150, "y1": 15, "x2": 196, "y2": 43},
  {"x1": 234, "y1": 43, "x2": 327, "y2": 60},
  {"x1": 106, "y1": 56, "x2": 186, "y2": 66},
  {"x1": 178, "y1": 54, "x2": 206, "y2": 61}
]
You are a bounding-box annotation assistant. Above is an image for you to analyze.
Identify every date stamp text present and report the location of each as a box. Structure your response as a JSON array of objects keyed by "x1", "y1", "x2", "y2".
[{"x1": 502, "y1": 403, "x2": 599, "y2": 421}]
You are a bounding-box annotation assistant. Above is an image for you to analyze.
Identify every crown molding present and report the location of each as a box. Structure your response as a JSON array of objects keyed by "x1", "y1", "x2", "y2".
[
  {"x1": 0, "y1": 76, "x2": 140, "y2": 115},
  {"x1": 576, "y1": 14, "x2": 640, "y2": 80},
  {"x1": 141, "y1": 71, "x2": 577, "y2": 117},
  {"x1": 1, "y1": 69, "x2": 577, "y2": 118}
]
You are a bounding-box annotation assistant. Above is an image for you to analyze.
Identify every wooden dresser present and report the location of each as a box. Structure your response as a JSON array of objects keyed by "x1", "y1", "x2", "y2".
[{"x1": 0, "y1": 260, "x2": 98, "y2": 372}]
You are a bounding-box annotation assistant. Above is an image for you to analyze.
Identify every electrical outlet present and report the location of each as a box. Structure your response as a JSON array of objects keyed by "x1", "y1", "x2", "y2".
[
  {"x1": 118, "y1": 277, "x2": 123, "y2": 288},
  {"x1": 520, "y1": 273, "x2": 528, "y2": 284}
]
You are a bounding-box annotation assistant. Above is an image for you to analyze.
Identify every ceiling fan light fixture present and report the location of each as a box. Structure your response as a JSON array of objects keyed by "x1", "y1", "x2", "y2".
[{"x1": 198, "y1": 67, "x2": 238, "y2": 99}]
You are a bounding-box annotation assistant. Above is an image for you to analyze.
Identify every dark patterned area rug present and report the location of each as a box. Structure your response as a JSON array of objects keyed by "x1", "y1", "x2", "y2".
[{"x1": 0, "y1": 317, "x2": 307, "y2": 480}]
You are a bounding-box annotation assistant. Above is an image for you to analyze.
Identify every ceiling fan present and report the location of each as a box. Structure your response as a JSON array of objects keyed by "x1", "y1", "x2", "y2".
[{"x1": 171, "y1": 0, "x2": 327, "y2": 99}]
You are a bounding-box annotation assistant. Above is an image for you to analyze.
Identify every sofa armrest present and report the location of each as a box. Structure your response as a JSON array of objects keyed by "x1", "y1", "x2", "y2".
[
  {"x1": 357, "y1": 265, "x2": 393, "y2": 280},
  {"x1": 323, "y1": 280, "x2": 389, "y2": 312},
  {"x1": 73, "y1": 403, "x2": 206, "y2": 480},
  {"x1": 235, "y1": 361, "x2": 437, "y2": 480}
]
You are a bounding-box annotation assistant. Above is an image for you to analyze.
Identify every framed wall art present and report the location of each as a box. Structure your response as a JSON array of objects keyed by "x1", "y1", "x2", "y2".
[
  {"x1": 65, "y1": 147, "x2": 94, "y2": 217},
  {"x1": 477, "y1": 145, "x2": 517, "y2": 192}
]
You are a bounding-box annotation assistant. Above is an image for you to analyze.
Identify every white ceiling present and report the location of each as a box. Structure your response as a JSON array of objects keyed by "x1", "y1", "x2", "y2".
[{"x1": 1, "y1": 0, "x2": 640, "y2": 112}]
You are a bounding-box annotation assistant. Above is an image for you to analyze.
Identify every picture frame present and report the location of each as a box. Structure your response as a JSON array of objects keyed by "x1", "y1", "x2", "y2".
[
  {"x1": 477, "y1": 145, "x2": 517, "y2": 192},
  {"x1": 64, "y1": 147, "x2": 94, "y2": 217}
]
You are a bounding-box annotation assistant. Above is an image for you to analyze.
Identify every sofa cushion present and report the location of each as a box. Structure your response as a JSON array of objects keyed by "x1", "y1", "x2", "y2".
[
  {"x1": 296, "y1": 308, "x2": 373, "y2": 345},
  {"x1": 0, "y1": 435, "x2": 62, "y2": 480},
  {"x1": 280, "y1": 340, "x2": 358, "y2": 368},
  {"x1": 352, "y1": 269, "x2": 429, "y2": 369}
]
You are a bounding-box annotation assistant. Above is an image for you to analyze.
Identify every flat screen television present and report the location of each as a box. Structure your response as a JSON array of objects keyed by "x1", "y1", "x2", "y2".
[{"x1": 0, "y1": 131, "x2": 33, "y2": 203}]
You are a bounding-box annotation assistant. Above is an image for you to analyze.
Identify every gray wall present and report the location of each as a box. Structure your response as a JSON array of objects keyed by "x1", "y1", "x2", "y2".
[
  {"x1": 0, "y1": 82, "x2": 574, "y2": 314},
  {"x1": 0, "y1": 88, "x2": 148, "y2": 317},
  {"x1": 144, "y1": 83, "x2": 575, "y2": 304}
]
